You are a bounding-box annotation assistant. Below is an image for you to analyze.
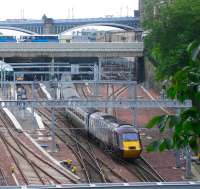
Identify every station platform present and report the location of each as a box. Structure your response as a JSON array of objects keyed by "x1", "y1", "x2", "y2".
[
  {"x1": 0, "y1": 90, "x2": 43, "y2": 132},
  {"x1": 9, "y1": 107, "x2": 37, "y2": 132}
]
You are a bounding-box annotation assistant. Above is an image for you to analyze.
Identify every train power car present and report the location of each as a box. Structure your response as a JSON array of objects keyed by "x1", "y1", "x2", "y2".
[
  {"x1": 88, "y1": 113, "x2": 142, "y2": 158},
  {"x1": 19, "y1": 35, "x2": 59, "y2": 42},
  {"x1": 63, "y1": 83, "x2": 142, "y2": 159}
]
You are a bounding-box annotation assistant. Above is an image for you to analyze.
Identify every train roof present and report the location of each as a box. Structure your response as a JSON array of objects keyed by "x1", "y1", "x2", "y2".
[
  {"x1": 91, "y1": 112, "x2": 128, "y2": 127},
  {"x1": 116, "y1": 126, "x2": 139, "y2": 134},
  {"x1": 0, "y1": 61, "x2": 13, "y2": 71},
  {"x1": 84, "y1": 108, "x2": 99, "y2": 114},
  {"x1": 101, "y1": 115, "x2": 126, "y2": 125}
]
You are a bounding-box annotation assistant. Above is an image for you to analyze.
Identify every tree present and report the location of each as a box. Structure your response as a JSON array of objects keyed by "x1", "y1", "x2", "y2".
[
  {"x1": 143, "y1": 0, "x2": 200, "y2": 79},
  {"x1": 143, "y1": 0, "x2": 200, "y2": 152}
]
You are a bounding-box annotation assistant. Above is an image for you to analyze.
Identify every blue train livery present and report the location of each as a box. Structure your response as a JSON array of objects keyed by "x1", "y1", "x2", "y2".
[
  {"x1": 0, "y1": 36, "x2": 17, "y2": 42},
  {"x1": 19, "y1": 35, "x2": 59, "y2": 42}
]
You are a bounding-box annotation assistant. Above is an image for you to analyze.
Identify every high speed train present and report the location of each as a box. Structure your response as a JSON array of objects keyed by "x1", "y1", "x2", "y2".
[
  {"x1": 0, "y1": 35, "x2": 59, "y2": 43},
  {"x1": 0, "y1": 35, "x2": 17, "y2": 42},
  {"x1": 63, "y1": 83, "x2": 142, "y2": 159},
  {"x1": 19, "y1": 35, "x2": 59, "y2": 42}
]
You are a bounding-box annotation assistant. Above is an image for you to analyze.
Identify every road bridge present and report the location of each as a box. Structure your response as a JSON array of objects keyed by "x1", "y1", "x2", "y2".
[
  {"x1": 0, "y1": 42, "x2": 144, "y2": 58},
  {"x1": 0, "y1": 16, "x2": 140, "y2": 34}
]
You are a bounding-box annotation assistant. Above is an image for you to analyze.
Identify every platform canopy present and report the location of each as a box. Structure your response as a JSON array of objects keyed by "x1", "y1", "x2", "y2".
[{"x1": 0, "y1": 60, "x2": 13, "y2": 71}]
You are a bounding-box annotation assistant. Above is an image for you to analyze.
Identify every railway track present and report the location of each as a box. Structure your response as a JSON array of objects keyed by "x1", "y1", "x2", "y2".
[
  {"x1": 74, "y1": 84, "x2": 88, "y2": 98},
  {"x1": 70, "y1": 130, "x2": 128, "y2": 183},
  {"x1": 38, "y1": 107, "x2": 164, "y2": 183},
  {"x1": 66, "y1": 128, "x2": 107, "y2": 183},
  {"x1": 104, "y1": 84, "x2": 165, "y2": 182},
  {"x1": 36, "y1": 83, "x2": 167, "y2": 182},
  {"x1": 116, "y1": 157, "x2": 165, "y2": 182},
  {"x1": 75, "y1": 84, "x2": 166, "y2": 182},
  {"x1": 0, "y1": 109, "x2": 78, "y2": 185},
  {"x1": 76, "y1": 83, "x2": 127, "y2": 117},
  {"x1": 108, "y1": 85, "x2": 128, "y2": 116},
  {"x1": 76, "y1": 83, "x2": 128, "y2": 100},
  {"x1": 0, "y1": 167, "x2": 8, "y2": 186},
  {"x1": 107, "y1": 85, "x2": 128, "y2": 99},
  {"x1": 37, "y1": 108, "x2": 127, "y2": 183}
]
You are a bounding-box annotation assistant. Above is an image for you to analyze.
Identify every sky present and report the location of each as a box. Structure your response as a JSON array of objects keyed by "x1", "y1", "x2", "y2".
[{"x1": 0, "y1": 0, "x2": 139, "y2": 20}]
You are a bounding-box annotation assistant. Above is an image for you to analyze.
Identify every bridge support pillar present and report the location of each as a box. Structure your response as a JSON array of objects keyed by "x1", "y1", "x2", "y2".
[{"x1": 136, "y1": 57, "x2": 145, "y2": 83}]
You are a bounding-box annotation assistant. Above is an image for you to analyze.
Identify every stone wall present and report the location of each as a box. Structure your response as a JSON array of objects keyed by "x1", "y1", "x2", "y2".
[{"x1": 144, "y1": 57, "x2": 161, "y2": 91}]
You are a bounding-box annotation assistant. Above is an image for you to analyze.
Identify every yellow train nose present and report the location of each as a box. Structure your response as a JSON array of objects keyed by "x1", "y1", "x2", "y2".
[{"x1": 123, "y1": 141, "x2": 142, "y2": 158}]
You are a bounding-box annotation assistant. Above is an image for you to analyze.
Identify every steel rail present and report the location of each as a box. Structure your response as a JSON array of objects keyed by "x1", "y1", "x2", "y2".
[
  {"x1": 0, "y1": 112, "x2": 45, "y2": 184},
  {"x1": 0, "y1": 167, "x2": 7, "y2": 186},
  {"x1": 0, "y1": 108, "x2": 78, "y2": 184}
]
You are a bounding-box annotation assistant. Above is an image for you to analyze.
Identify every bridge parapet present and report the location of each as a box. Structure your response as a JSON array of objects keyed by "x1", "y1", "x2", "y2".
[{"x1": 0, "y1": 42, "x2": 144, "y2": 58}]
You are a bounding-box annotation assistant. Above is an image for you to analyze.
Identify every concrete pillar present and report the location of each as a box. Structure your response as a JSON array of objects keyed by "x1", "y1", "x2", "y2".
[{"x1": 136, "y1": 57, "x2": 145, "y2": 83}]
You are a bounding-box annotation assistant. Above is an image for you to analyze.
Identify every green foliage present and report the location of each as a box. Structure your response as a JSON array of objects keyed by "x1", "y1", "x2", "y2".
[
  {"x1": 146, "y1": 141, "x2": 160, "y2": 152},
  {"x1": 143, "y1": 0, "x2": 200, "y2": 152},
  {"x1": 146, "y1": 107, "x2": 200, "y2": 152},
  {"x1": 146, "y1": 115, "x2": 165, "y2": 128},
  {"x1": 143, "y1": 0, "x2": 200, "y2": 79}
]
